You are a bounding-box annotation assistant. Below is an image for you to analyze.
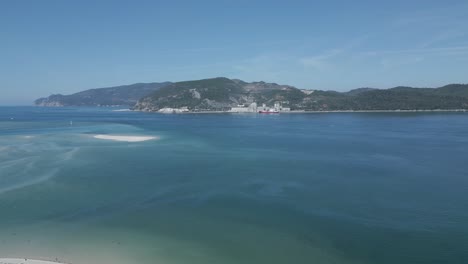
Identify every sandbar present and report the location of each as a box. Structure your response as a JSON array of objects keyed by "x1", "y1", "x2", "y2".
[{"x1": 93, "y1": 135, "x2": 158, "y2": 142}]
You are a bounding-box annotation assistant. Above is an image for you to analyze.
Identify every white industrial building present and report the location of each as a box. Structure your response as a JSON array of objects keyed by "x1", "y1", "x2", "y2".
[
  {"x1": 230, "y1": 103, "x2": 258, "y2": 113},
  {"x1": 229, "y1": 102, "x2": 290, "y2": 113},
  {"x1": 158, "y1": 107, "x2": 189, "y2": 113}
]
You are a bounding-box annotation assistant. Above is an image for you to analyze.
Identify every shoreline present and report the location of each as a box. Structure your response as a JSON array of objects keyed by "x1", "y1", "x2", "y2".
[
  {"x1": 136, "y1": 109, "x2": 468, "y2": 114},
  {"x1": 0, "y1": 259, "x2": 67, "y2": 264},
  {"x1": 26, "y1": 106, "x2": 468, "y2": 114}
]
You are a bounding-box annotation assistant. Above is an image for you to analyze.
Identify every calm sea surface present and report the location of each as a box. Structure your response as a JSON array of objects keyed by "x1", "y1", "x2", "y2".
[{"x1": 0, "y1": 107, "x2": 467, "y2": 264}]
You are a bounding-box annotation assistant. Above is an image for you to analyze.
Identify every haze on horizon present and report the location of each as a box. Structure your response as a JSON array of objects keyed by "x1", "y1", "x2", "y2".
[{"x1": 1, "y1": 0, "x2": 468, "y2": 105}]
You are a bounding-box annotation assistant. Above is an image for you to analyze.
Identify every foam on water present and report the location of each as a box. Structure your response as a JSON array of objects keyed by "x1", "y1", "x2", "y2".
[
  {"x1": 0, "y1": 141, "x2": 80, "y2": 194},
  {"x1": 0, "y1": 169, "x2": 59, "y2": 195}
]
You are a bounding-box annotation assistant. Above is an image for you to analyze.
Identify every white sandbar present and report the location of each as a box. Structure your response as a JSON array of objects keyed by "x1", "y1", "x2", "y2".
[
  {"x1": 0, "y1": 259, "x2": 62, "y2": 264},
  {"x1": 93, "y1": 135, "x2": 158, "y2": 142}
]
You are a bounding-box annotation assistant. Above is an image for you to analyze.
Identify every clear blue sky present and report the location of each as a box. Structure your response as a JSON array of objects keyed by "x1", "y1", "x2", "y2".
[{"x1": 1, "y1": 0, "x2": 468, "y2": 105}]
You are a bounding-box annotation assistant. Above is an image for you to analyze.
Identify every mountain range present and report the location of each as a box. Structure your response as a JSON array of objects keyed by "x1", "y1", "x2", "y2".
[
  {"x1": 35, "y1": 82, "x2": 170, "y2": 107},
  {"x1": 35, "y1": 77, "x2": 468, "y2": 111}
]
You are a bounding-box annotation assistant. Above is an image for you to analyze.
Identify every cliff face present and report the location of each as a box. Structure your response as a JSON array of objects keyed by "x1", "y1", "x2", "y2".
[{"x1": 35, "y1": 82, "x2": 171, "y2": 107}]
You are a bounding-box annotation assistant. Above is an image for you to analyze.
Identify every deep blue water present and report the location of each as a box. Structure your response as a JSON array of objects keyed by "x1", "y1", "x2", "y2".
[{"x1": 0, "y1": 107, "x2": 467, "y2": 263}]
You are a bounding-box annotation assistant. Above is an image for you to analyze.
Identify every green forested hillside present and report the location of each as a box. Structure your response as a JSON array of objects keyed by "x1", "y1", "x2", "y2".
[
  {"x1": 36, "y1": 78, "x2": 468, "y2": 111},
  {"x1": 301, "y1": 85, "x2": 468, "y2": 111},
  {"x1": 35, "y1": 82, "x2": 171, "y2": 106},
  {"x1": 134, "y1": 78, "x2": 468, "y2": 111}
]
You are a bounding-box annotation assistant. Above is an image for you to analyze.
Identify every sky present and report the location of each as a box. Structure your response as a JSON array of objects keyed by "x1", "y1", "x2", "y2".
[{"x1": 1, "y1": 0, "x2": 468, "y2": 105}]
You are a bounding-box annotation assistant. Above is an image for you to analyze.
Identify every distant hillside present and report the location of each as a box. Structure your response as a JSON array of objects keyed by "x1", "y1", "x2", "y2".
[
  {"x1": 35, "y1": 82, "x2": 171, "y2": 106},
  {"x1": 133, "y1": 78, "x2": 468, "y2": 111},
  {"x1": 304, "y1": 84, "x2": 468, "y2": 111},
  {"x1": 133, "y1": 77, "x2": 303, "y2": 111},
  {"x1": 35, "y1": 78, "x2": 468, "y2": 111}
]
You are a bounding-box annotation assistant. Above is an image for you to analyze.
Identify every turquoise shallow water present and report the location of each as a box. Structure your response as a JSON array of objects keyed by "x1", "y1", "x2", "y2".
[{"x1": 0, "y1": 107, "x2": 468, "y2": 263}]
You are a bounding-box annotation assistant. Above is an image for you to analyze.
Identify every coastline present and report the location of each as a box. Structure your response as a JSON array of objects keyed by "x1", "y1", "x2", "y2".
[
  {"x1": 287, "y1": 109, "x2": 468, "y2": 113},
  {"x1": 28, "y1": 106, "x2": 468, "y2": 114},
  {"x1": 136, "y1": 109, "x2": 468, "y2": 114},
  {"x1": 0, "y1": 259, "x2": 67, "y2": 264}
]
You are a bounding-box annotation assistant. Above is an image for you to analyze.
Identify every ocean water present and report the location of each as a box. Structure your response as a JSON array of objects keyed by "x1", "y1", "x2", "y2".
[{"x1": 0, "y1": 107, "x2": 467, "y2": 264}]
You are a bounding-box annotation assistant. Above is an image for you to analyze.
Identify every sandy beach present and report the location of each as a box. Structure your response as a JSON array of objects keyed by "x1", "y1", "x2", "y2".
[
  {"x1": 0, "y1": 259, "x2": 64, "y2": 264},
  {"x1": 93, "y1": 135, "x2": 158, "y2": 142}
]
